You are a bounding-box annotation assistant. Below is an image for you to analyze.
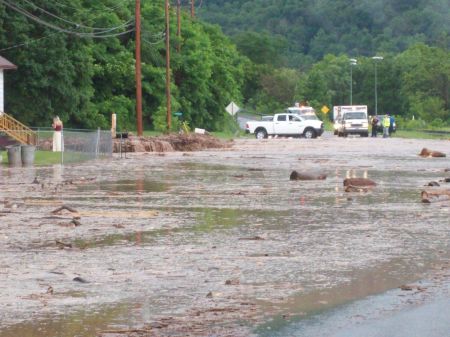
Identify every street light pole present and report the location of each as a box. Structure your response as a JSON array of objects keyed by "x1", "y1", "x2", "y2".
[
  {"x1": 349, "y1": 58, "x2": 357, "y2": 105},
  {"x1": 372, "y1": 56, "x2": 383, "y2": 116}
]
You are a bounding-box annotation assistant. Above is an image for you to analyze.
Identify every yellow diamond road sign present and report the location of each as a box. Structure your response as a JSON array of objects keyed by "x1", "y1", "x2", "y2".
[{"x1": 321, "y1": 105, "x2": 329, "y2": 114}]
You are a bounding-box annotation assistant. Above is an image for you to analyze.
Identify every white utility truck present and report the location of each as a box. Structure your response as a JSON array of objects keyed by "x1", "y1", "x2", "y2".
[
  {"x1": 245, "y1": 113, "x2": 324, "y2": 139},
  {"x1": 285, "y1": 105, "x2": 316, "y2": 115},
  {"x1": 333, "y1": 105, "x2": 369, "y2": 137}
]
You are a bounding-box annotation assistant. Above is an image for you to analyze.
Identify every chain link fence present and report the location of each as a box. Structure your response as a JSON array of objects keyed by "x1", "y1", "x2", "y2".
[{"x1": 33, "y1": 127, "x2": 113, "y2": 164}]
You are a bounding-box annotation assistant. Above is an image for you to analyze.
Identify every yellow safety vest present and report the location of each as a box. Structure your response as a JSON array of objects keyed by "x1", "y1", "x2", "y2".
[{"x1": 383, "y1": 117, "x2": 390, "y2": 127}]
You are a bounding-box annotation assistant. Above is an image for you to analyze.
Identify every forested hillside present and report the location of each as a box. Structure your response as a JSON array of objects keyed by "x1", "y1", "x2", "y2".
[{"x1": 200, "y1": 0, "x2": 450, "y2": 67}]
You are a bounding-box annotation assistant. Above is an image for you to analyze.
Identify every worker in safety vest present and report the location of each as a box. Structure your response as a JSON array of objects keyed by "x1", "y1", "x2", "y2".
[{"x1": 382, "y1": 114, "x2": 391, "y2": 138}]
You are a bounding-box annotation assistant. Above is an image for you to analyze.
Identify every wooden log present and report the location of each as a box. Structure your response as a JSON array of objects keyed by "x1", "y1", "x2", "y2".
[
  {"x1": 343, "y1": 178, "x2": 376, "y2": 187},
  {"x1": 290, "y1": 171, "x2": 327, "y2": 180},
  {"x1": 51, "y1": 205, "x2": 78, "y2": 214},
  {"x1": 419, "y1": 148, "x2": 446, "y2": 158},
  {"x1": 421, "y1": 190, "x2": 450, "y2": 203}
]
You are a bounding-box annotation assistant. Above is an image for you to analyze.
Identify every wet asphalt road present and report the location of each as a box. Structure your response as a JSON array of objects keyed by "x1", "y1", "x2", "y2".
[
  {"x1": 332, "y1": 299, "x2": 450, "y2": 337},
  {"x1": 1, "y1": 135, "x2": 449, "y2": 337},
  {"x1": 260, "y1": 274, "x2": 450, "y2": 337}
]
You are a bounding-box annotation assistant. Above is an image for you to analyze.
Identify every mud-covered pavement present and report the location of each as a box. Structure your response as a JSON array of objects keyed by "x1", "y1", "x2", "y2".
[{"x1": 1, "y1": 136, "x2": 449, "y2": 336}]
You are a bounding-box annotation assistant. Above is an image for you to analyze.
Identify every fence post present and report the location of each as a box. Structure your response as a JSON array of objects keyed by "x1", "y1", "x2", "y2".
[
  {"x1": 36, "y1": 128, "x2": 40, "y2": 150},
  {"x1": 61, "y1": 130, "x2": 64, "y2": 165},
  {"x1": 96, "y1": 128, "x2": 100, "y2": 159}
]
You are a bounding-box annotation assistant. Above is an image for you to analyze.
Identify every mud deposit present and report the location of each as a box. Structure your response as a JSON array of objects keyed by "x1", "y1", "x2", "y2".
[{"x1": 1, "y1": 136, "x2": 449, "y2": 336}]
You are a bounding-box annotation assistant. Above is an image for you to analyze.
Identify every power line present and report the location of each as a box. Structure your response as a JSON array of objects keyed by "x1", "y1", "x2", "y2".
[
  {"x1": 142, "y1": 35, "x2": 165, "y2": 45},
  {"x1": 1, "y1": 0, "x2": 134, "y2": 38},
  {"x1": 19, "y1": 0, "x2": 133, "y2": 32},
  {"x1": 0, "y1": 32, "x2": 60, "y2": 51},
  {"x1": 52, "y1": 0, "x2": 131, "y2": 13}
]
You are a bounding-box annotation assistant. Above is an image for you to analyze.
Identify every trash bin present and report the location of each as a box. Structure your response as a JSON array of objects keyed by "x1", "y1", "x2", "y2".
[
  {"x1": 21, "y1": 145, "x2": 36, "y2": 166},
  {"x1": 6, "y1": 145, "x2": 22, "y2": 167}
]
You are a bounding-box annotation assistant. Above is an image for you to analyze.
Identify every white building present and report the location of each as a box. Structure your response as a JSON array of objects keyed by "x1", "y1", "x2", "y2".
[{"x1": 0, "y1": 56, "x2": 17, "y2": 114}]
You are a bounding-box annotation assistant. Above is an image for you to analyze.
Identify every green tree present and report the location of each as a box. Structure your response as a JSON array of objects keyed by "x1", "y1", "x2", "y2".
[{"x1": 396, "y1": 44, "x2": 450, "y2": 122}]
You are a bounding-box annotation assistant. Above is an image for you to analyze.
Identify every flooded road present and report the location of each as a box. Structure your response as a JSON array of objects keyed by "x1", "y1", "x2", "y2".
[{"x1": 0, "y1": 136, "x2": 449, "y2": 336}]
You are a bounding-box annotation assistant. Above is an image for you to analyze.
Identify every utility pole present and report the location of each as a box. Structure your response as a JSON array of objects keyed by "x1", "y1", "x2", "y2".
[
  {"x1": 176, "y1": 0, "x2": 181, "y2": 53},
  {"x1": 349, "y1": 58, "x2": 357, "y2": 105},
  {"x1": 135, "y1": 0, "x2": 143, "y2": 136},
  {"x1": 191, "y1": 0, "x2": 195, "y2": 18},
  {"x1": 165, "y1": 0, "x2": 172, "y2": 131},
  {"x1": 372, "y1": 56, "x2": 383, "y2": 116}
]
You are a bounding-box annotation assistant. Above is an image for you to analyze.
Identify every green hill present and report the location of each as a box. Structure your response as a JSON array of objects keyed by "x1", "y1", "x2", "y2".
[{"x1": 199, "y1": 0, "x2": 450, "y2": 66}]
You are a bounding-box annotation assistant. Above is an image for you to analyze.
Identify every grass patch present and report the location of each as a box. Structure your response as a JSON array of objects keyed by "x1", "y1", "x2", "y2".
[
  {"x1": 395, "y1": 130, "x2": 450, "y2": 140},
  {"x1": 34, "y1": 151, "x2": 64, "y2": 165},
  {"x1": 1, "y1": 150, "x2": 100, "y2": 166}
]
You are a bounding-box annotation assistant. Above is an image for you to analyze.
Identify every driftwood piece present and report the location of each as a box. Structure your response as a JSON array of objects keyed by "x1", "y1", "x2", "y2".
[
  {"x1": 51, "y1": 205, "x2": 78, "y2": 214},
  {"x1": 290, "y1": 171, "x2": 327, "y2": 181},
  {"x1": 55, "y1": 240, "x2": 72, "y2": 249},
  {"x1": 421, "y1": 189, "x2": 450, "y2": 203},
  {"x1": 71, "y1": 219, "x2": 82, "y2": 227},
  {"x1": 100, "y1": 328, "x2": 152, "y2": 334},
  {"x1": 419, "y1": 148, "x2": 446, "y2": 158}
]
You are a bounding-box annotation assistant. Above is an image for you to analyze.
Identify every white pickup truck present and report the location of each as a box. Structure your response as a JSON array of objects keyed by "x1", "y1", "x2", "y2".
[{"x1": 245, "y1": 113, "x2": 324, "y2": 139}]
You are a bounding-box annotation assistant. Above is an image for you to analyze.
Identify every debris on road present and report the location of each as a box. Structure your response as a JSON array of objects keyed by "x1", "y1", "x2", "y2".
[
  {"x1": 55, "y1": 240, "x2": 72, "y2": 249},
  {"x1": 238, "y1": 235, "x2": 265, "y2": 241},
  {"x1": 421, "y1": 190, "x2": 450, "y2": 203},
  {"x1": 51, "y1": 205, "x2": 79, "y2": 215},
  {"x1": 343, "y1": 178, "x2": 376, "y2": 187},
  {"x1": 73, "y1": 277, "x2": 90, "y2": 284},
  {"x1": 225, "y1": 279, "x2": 240, "y2": 285},
  {"x1": 345, "y1": 186, "x2": 370, "y2": 193},
  {"x1": 290, "y1": 170, "x2": 327, "y2": 180},
  {"x1": 419, "y1": 148, "x2": 446, "y2": 158}
]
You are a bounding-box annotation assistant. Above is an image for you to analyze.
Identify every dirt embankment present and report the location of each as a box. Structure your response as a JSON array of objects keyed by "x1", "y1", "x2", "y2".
[
  {"x1": 113, "y1": 133, "x2": 233, "y2": 153},
  {"x1": 37, "y1": 133, "x2": 231, "y2": 153}
]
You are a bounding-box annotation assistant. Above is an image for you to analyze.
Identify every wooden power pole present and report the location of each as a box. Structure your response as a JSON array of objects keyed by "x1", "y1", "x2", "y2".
[
  {"x1": 176, "y1": 0, "x2": 181, "y2": 53},
  {"x1": 165, "y1": 0, "x2": 172, "y2": 131},
  {"x1": 135, "y1": 0, "x2": 143, "y2": 136},
  {"x1": 191, "y1": 0, "x2": 195, "y2": 18}
]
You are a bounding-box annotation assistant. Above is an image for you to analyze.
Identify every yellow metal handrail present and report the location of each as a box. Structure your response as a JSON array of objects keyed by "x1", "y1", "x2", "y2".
[{"x1": 0, "y1": 112, "x2": 37, "y2": 145}]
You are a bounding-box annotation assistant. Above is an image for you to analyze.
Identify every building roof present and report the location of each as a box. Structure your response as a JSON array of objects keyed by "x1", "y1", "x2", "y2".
[{"x1": 0, "y1": 56, "x2": 17, "y2": 70}]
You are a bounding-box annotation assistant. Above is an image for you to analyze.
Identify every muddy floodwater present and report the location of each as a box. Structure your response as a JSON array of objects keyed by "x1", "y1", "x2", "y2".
[{"x1": 1, "y1": 136, "x2": 449, "y2": 336}]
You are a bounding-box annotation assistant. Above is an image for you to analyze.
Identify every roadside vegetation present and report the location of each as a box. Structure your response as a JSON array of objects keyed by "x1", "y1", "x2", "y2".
[
  {"x1": 395, "y1": 130, "x2": 450, "y2": 140},
  {"x1": 1, "y1": 0, "x2": 449, "y2": 135}
]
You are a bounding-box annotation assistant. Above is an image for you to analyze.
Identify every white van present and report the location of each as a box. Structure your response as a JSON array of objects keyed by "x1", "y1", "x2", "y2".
[{"x1": 333, "y1": 105, "x2": 369, "y2": 137}]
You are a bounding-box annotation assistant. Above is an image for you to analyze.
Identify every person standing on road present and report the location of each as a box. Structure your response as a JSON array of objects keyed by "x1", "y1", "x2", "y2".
[
  {"x1": 371, "y1": 115, "x2": 379, "y2": 137},
  {"x1": 52, "y1": 116, "x2": 63, "y2": 152},
  {"x1": 389, "y1": 114, "x2": 395, "y2": 135},
  {"x1": 382, "y1": 114, "x2": 390, "y2": 138}
]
